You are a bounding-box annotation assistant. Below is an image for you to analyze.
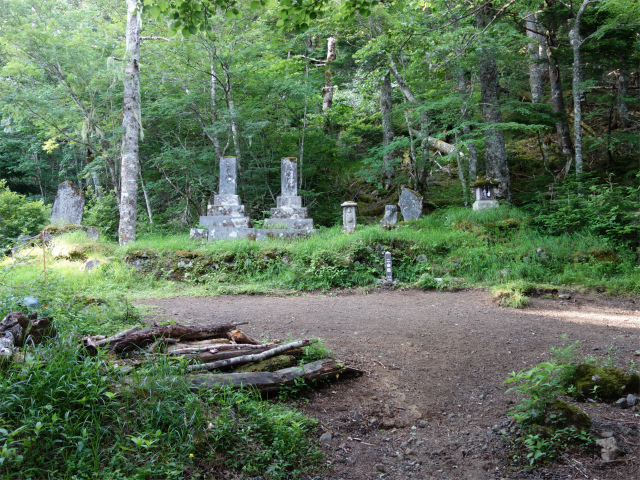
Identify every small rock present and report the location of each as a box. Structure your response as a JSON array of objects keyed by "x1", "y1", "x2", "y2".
[
  {"x1": 626, "y1": 394, "x2": 638, "y2": 406},
  {"x1": 416, "y1": 254, "x2": 428, "y2": 263},
  {"x1": 405, "y1": 448, "x2": 416, "y2": 456},
  {"x1": 83, "y1": 259, "x2": 100, "y2": 271},
  {"x1": 536, "y1": 247, "x2": 544, "y2": 256},
  {"x1": 319, "y1": 432, "x2": 332, "y2": 444},
  {"x1": 434, "y1": 278, "x2": 443, "y2": 283},
  {"x1": 353, "y1": 412, "x2": 363, "y2": 422},
  {"x1": 595, "y1": 437, "x2": 622, "y2": 461},
  {"x1": 22, "y1": 296, "x2": 40, "y2": 311},
  {"x1": 558, "y1": 293, "x2": 571, "y2": 300},
  {"x1": 418, "y1": 420, "x2": 427, "y2": 428},
  {"x1": 375, "y1": 464, "x2": 386, "y2": 473},
  {"x1": 616, "y1": 397, "x2": 629, "y2": 409},
  {"x1": 598, "y1": 431, "x2": 614, "y2": 438}
]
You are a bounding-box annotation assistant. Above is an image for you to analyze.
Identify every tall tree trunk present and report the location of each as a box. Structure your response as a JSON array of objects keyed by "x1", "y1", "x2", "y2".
[
  {"x1": 476, "y1": 4, "x2": 511, "y2": 201},
  {"x1": 210, "y1": 59, "x2": 223, "y2": 160},
  {"x1": 568, "y1": 0, "x2": 593, "y2": 177},
  {"x1": 547, "y1": 30, "x2": 574, "y2": 160},
  {"x1": 380, "y1": 72, "x2": 394, "y2": 187},
  {"x1": 118, "y1": 0, "x2": 141, "y2": 245},
  {"x1": 525, "y1": 13, "x2": 544, "y2": 104},
  {"x1": 322, "y1": 37, "x2": 337, "y2": 113},
  {"x1": 456, "y1": 71, "x2": 478, "y2": 181},
  {"x1": 616, "y1": 67, "x2": 631, "y2": 128}
]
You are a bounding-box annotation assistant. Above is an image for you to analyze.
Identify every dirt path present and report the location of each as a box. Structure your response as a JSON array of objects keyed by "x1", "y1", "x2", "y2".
[{"x1": 138, "y1": 290, "x2": 640, "y2": 479}]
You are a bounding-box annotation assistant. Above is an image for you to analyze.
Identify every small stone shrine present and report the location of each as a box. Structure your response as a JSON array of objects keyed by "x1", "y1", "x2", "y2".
[
  {"x1": 264, "y1": 157, "x2": 313, "y2": 232},
  {"x1": 398, "y1": 188, "x2": 423, "y2": 221},
  {"x1": 471, "y1": 177, "x2": 500, "y2": 211},
  {"x1": 191, "y1": 156, "x2": 315, "y2": 241},
  {"x1": 381, "y1": 205, "x2": 398, "y2": 227},
  {"x1": 341, "y1": 201, "x2": 357, "y2": 233},
  {"x1": 50, "y1": 181, "x2": 85, "y2": 225}
]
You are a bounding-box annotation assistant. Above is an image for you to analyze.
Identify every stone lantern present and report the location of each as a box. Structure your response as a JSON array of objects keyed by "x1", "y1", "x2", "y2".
[
  {"x1": 471, "y1": 177, "x2": 501, "y2": 211},
  {"x1": 341, "y1": 201, "x2": 357, "y2": 233}
]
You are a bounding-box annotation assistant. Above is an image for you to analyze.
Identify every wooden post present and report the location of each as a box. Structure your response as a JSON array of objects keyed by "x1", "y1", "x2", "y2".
[{"x1": 41, "y1": 230, "x2": 46, "y2": 283}]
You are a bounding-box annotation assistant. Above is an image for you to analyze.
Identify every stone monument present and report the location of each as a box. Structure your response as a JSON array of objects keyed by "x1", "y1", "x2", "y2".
[
  {"x1": 341, "y1": 201, "x2": 357, "y2": 233},
  {"x1": 199, "y1": 156, "x2": 250, "y2": 230},
  {"x1": 381, "y1": 205, "x2": 398, "y2": 227},
  {"x1": 264, "y1": 157, "x2": 313, "y2": 232},
  {"x1": 50, "y1": 181, "x2": 85, "y2": 225},
  {"x1": 398, "y1": 188, "x2": 423, "y2": 221},
  {"x1": 471, "y1": 177, "x2": 501, "y2": 211}
]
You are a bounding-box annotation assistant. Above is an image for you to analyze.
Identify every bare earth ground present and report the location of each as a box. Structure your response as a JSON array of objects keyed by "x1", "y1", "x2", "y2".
[{"x1": 137, "y1": 290, "x2": 640, "y2": 480}]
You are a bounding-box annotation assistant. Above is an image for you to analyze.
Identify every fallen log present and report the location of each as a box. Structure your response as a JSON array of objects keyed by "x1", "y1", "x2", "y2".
[
  {"x1": 186, "y1": 340, "x2": 310, "y2": 373},
  {"x1": 188, "y1": 358, "x2": 358, "y2": 394},
  {"x1": 167, "y1": 342, "x2": 275, "y2": 356},
  {"x1": 84, "y1": 322, "x2": 242, "y2": 354},
  {"x1": 227, "y1": 329, "x2": 261, "y2": 345}
]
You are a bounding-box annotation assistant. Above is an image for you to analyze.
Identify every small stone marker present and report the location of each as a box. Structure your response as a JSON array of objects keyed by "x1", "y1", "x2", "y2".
[
  {"x1": 381, "y1": 205, "x2": 398, "y2": 227},
  {"x1": 341, "y1": 201, "x2": 357, "y2": 233},
  {"x1": 50, "y1": 181, "x2": 85, "y2": 225},
  {"x1": 398, "y1": 188, "x2": 423, "y2": 221},
  {"x1": 86, "y1": 227, "x2": 99, "y2": 240},
  {"x1": 385, "y1": 251, "x2": 393, "y2": 283}
]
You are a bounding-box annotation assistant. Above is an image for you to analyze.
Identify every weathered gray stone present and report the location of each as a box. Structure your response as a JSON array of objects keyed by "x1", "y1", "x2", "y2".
[
  {"x1": 416, "y1": 254, "x2": 428, "y2": 263},
  {"x1": 281, "y1": 157, "x2": 298, "y2": 197},
  {"x1": 341, "y1": 201, "x2": 357, "y2": 233},
  {"x1": 615, "y1": 397, "x2": 628, "y2": 409},
  {"x1": 381, "y1": 205, "x2": 398, "y2": 227},
  {"x1": 189, "y1": 228, "x2": 208, "y2": 240},
  {"x1": 213, "y1": 194, "x2": 241, "y2": 206},
  {"x1": 22, "y1": 296, "x2": 40, "y2": 311},
  {"x1": 199, "y1": 216, "x2": 250, "y2": 229},
  {"x1": 83, "y1": 259, "x2": 101, "y2": 271},
  {"x1": 219, "y1": 156, "x2": 237, "y2": 195},
  {"x1": 471, "y1": 177, "x2": 501, "y2": 211},
  {"x1": 270, "y1": 206, "x2": 307, "y2": 219},
  {"x1": 595, "y1": 437, "x2": 622, "y2": 461},
  {"x1": 263, "y1": 218, "x2": 314, "y2": 232},
  {"x1": 208, "y1": 227, "x2": 312, "y2": 241},
  {"x1": 627, "y1": 394, "x2": 638, "y2": 406},
  {"x1": 398, "y1": 189, "x2": 423, "y2": 221},
  {"x1": 207, "y1": 204, "x2": 245, "y2": 216},
  {"x1": 276, "y1": 196, "x2": 302, "y2": 208},
  {"x1": 319, "y1": 432, "x2": 332, "y2": 444},
  {"x1": 86, "y1": 227, "x2": 99, "y2": 240},
  {"x1": 50, "y1": 181, "x2": 85, "y2": 225}
]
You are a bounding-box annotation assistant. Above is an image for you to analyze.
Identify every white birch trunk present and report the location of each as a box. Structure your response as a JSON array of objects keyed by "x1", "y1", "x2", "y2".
[{"x1": 118, "y1": 0, "x2": 142, "y2": 245}]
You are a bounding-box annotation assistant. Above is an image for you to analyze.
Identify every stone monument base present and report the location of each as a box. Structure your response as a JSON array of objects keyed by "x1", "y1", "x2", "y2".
[
  {"x1": 191, "y1": 227, "x2": 314, "y2": 241},
  {"x1": 472, "y1": 199, "x2": 500, "y2": 211}
]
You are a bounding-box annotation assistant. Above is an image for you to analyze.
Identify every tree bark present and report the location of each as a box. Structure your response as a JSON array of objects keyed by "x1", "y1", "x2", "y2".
[
  {"x1": 616, "y1": 67, "x2": 631, "y2": 128},
  {"x1": 547, "y1": 30, "x2": 574, "y2": 159},
  {"x1": 476, "y1": 3, "x2": 511, "y2": 201},
  {"x1": 525, "y1": 13, "x2": 544, "y2": 104},
  {"x1": 210, "y1": 56, "x2": 223, "y2": 159},
  {"x1": 138, "y1": 167, "x2": 153, "y2": 224},
  {"x1": 456, "y1": 71, "x2": 478, "y2": 181},
  {"x1": 568, "y1": 0, "x2": 593, "y2": 177},
  {"x1": 322, "y1": 37, "x2": 337, "y2": 113},
  {"x1": 118, "y1": 0, "x2": 142, "y2": 245},
  {"x1": 380, "y1": 72, "x2": 394, "y2": 187}
]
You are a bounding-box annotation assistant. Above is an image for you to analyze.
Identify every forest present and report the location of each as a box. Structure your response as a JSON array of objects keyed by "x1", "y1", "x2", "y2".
[{"x1": 0, "y1": 0, "x2": 639, "y2": 245}]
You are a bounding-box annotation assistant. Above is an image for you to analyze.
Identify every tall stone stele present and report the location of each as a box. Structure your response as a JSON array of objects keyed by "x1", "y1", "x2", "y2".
[
  {"x1": 341, "y1": 201, "x2": 357, "y2": 233},
  {"x1": 381, "y1": 205, "x2": 398, "y2": 228},
  {"x1": 50, "y1": 181, "x2": 85, "y2": 225},
  {"x1": 199, "y1": 156, "x2": 250, "y2": 229},
  {"x1": 398, "y1": 188, "x2": 423, "y2": 221},
  {"x1": 471, "y1": 177, "x2": 501, "y2": 211},
  {"x1": 264, "y1": 157, "x2": 313, "y2": 232}
]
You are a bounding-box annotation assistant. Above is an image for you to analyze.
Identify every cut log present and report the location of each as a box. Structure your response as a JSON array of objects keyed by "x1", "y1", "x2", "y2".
[
  {"x1": 227, "y1": 329, "x2": 261, "y2": 345},
  {"x1": 188, "y1": 359, "x2": 360, "y2": 394},
  {"x1": 167, "y1": 343, "x2": 274, "y2": 356},
  {"x1": 186, "y1": 340, "x2": 310, "y2": 373},
  {"x1": 83, "y1": 322, "x2": 241, "y2": 354},
  {"x1": 0, "y1": 332, "x2": 14, "y2": 361},
  {"x1": 0, "y1": 312, "x2": 30, "y2": 347}
]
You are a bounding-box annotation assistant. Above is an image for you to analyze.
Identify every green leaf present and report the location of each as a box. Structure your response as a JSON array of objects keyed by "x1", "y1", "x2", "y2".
[
  {"x1": 276, "y1": 18, "x2": 284, "y2": 27},
  {"x1": 250, "y1": 1, "x2": 259, "y2": 10},
  {"x1": 189, "y1": 25, "x2": 198, "y2": 35},
  {"x1": 279, "y1": 9, "x2": 289, "y2": 19},
  {"x1": 225, "y1": 9, "x2": 235, "y2": 18},
  {"x1": 149, "y1": 5, "x2": 160, "y2": 17},
  {"x1": 182, "y1": 26, "x2": 191, "y2": 37}
]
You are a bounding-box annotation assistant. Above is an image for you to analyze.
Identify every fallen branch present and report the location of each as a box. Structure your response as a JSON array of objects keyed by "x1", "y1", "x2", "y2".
[
  {"x1": 188, "y1": 358, "x2": 359, "y2": 394},
  {"x1": 186, "y1": 339, "x2": 310, "y2": 373},
  {"x1": 168, "y1": 343, "x2": 275, "y2": 356}
]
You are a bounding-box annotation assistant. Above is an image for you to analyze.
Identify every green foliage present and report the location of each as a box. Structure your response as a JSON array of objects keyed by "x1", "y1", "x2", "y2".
[
  {"x1": 532, "y1": 174, "x2": 640, "y2": 247},
  {"x1": 301, "y1": 337, "x2": 331, "y2": 363},
  {"x1": 84, "y1": 190, "x2": 119, "y2": 240},
  {"x1": 0, "y1": 180, "x2": 49, "y2": 243}
]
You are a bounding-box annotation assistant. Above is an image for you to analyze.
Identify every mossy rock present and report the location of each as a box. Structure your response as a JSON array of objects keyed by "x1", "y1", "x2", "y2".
[
  {"x1": 51, "y1": 243, "x2": 90, "y2": 260},
  {"x1": 236, "y1": 355, "x2": 296, "y2": 373},
  {"x1": 543, "y1": 399, "x2": 591, "y2": 430},
  {"x1": 173, "y1": 250, "x2": 205, "y2": 259},
  {"x1": 571, "y1": 364, "x2": 640, "y2": 400}
]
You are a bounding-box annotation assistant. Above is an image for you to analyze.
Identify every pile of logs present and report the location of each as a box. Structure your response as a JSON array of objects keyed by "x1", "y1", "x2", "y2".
[
  {"x1": 0, "y1": 311, "x2": 55, "y2": 360},
  {"x1": 81, "y1": 321, "x2": 360, "y2": 394}
]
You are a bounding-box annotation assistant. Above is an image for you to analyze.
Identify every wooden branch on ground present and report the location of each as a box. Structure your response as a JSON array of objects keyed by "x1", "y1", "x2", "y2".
[
  {"x1": 83, "y1": 322, "x2": 243, "y2": 354},
  {"x1": 188, "y1": 358, "x2": 360, "y2": 394},
  {"x1": 168, "y1": 343, "x2": 275, "y2": 356},
  {"x1": 186, "y1": 340, "x2": 309, "y2": 373}
]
